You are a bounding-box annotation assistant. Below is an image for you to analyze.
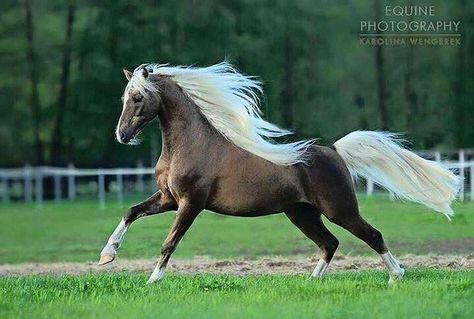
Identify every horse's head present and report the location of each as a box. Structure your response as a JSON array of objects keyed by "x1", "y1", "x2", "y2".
[{"x1": 116, "y1": 66, "x2": 160, "y2": 144}]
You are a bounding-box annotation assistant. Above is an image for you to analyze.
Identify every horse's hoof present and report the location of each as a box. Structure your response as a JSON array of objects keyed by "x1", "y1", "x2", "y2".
[
  {"x1": 98, "y1": 254, "x2": 115, "y2": 266},
  {"x1": 388, "y1": 268, "x2": 405, "y2": 284},
  {"x1": 147, "y1": 269, "x2": 165, "y2": 284}
]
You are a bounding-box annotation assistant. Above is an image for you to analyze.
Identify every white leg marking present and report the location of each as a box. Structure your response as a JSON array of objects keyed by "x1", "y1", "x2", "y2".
[
  {"x1": 100, "y1": 218, "x2": 128, "y2": 257},
  {"x1": 380, "y1": 251, "x2": 405, "y2": 283},
  {"x1": 311, "y1": 259, "x2": 329, "y2": 278},
  {"x1": 147, "y1": 267, "x2": 166, "y2": 284}
]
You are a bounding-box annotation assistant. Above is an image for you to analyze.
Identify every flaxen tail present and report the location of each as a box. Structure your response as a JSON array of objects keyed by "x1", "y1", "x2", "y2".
[{"x1": 333, "y1": 131, "x2": 462, "y2": 219}]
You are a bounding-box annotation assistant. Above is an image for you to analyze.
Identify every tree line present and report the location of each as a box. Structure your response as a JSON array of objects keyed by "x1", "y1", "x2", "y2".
[{"x1": 0, "y1": 0, "x2": 473, "y2": 167}]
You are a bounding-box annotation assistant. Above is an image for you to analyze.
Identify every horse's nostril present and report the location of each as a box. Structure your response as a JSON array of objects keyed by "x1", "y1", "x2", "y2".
[{"x1": 119, "y1": 132, "x2": 126, "y2": 141}]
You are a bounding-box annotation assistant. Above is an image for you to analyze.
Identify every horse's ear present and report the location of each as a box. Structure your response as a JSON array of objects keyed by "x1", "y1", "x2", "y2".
[{"x1": 123, "y1": 68, "x2": 133, "y2": 81}]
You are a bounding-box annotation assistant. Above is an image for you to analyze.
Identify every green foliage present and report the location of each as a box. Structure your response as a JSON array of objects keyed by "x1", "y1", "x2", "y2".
[
  {"x1": 0, "y1": 1, "x2": 473, "y2": 165},
  {"x1": 0, "y1": 196, "x2": 473, "y2": 263},
  {"x1": 0, "y1": 270, "x2": 473, "y2": 318}
]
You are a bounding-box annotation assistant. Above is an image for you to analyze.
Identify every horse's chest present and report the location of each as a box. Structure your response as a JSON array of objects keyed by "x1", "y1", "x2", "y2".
[
  {"x1": 154, "y1": 173, "x2": 179, "y2": 207},
  {"x1": 157, "y1": 165, "x2": 206, "y2": 203},
  {"x1": 155, "y1": 162, "x2": 171, "y2": 191}
]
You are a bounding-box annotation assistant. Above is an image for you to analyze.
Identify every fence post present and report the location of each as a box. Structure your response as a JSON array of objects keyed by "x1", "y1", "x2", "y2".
[
  {"x1": 98, "y1": 169, "x2": 105, "y2": 210},
  {"x1": 470, "y1": 161, "x2": 474, "y2": 202},
  {"x1": 68, "y1": 163, "x2": 75, "y2": 200},
  {"x1": 117, "y1": 172, "x2": 123, "y2": 206},
  {"x1": 366, "y1": 178, "x2": 374, "y2": 196},
  {"x1": 23, "y1": 165, "x2": 33, "y2": 203},
  {"x1": 54, "y1": 173, "x2": 61, "y2": 203},
  {"x1": 35, "y1": 169, "x2": 43, "y2": 209},
  {"x1": 136, "y1": 161, "x2": 144, "y2": 195},
  {"x1": 1, "y1": 176, "x2": 8, "y2": 204},
  {"x1": 459, "y1": 150, "x2": 465, "y2": 202}
]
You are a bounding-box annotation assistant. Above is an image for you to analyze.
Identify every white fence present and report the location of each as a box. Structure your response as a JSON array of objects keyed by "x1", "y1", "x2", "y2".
[
  {"x1": 1, "y1": 156, "x2": 473, "y2": 209},
  {"x1": 0, "y1": 164, "x2": 154, "y2": 209}
]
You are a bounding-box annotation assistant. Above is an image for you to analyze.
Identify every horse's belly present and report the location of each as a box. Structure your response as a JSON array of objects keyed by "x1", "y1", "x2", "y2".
[{"x1": 207, "y1": 177, "x2": 303, "y2": 216}]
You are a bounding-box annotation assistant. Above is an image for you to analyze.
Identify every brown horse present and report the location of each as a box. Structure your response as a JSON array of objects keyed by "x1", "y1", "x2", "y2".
[{"x1": 99, "y1": 62, "x2": 460, "y2": 283}]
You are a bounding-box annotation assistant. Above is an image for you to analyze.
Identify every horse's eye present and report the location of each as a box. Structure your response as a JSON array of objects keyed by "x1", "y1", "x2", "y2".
[{"x1": 132, "y1": 94, "x2": 143, "y2": 102}]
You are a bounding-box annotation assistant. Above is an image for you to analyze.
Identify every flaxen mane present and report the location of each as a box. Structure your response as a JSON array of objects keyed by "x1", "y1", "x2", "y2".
[{"x1": 125, "y1": 62, "x2": 315, "y2": 166}]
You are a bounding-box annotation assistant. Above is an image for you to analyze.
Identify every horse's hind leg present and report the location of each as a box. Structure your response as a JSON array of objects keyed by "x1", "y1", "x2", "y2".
[
  {"x1": 322, "y1": 198, "x2": 405, "y2": 283},
  {"x1": 285, "y1": 204, "x2": 339, "y2": 278}
]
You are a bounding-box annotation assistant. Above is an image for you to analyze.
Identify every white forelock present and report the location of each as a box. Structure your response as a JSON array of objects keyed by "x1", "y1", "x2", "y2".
[{"x1": 126, "y1": 61, "x2": 314, "y2": 165}]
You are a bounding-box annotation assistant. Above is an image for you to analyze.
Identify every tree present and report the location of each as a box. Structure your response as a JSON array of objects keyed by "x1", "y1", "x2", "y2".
[
  {"x1": 374, "y1": 0, "x2": 389, "y2": 130},
  {"x1": 0, "y1": 0, "x2": 473, "y2": 167},
  {"x1": 24, "y1": 0, "x2": 43, "y2": 164},
  {"x1": 50, "y1": 2, "x2": 76, "y2": 164}
]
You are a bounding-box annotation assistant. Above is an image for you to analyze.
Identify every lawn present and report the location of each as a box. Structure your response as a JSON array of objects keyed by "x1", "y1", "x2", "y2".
[
  {"x1": 0, "y1": 196, "x2": 473, "y2": 319},
  {"x1": 0, "y1": 270, "x2": 472, "y2": 319},
  {"x1": 0, "y1": 195, "x2": 473, "y2": 264}
]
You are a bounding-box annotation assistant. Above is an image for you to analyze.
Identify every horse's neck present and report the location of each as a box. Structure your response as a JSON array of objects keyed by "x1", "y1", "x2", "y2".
[{"x1": 157, "y1": 78, "x2": 213, "y2": 154}]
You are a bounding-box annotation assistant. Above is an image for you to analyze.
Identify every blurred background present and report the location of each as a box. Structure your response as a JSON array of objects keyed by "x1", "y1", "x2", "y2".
[
  {"x1": 0, "y1": 0, "x2": 473, "y2": 206},
  {"x1": 0, "y1": 0, "x2": 473, "y2": 168}
]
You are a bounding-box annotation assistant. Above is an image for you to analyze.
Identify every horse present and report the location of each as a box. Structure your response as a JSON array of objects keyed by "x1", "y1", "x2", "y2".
[{"x1": 98, "y1": 62, "x2": 461, "y2": 283}]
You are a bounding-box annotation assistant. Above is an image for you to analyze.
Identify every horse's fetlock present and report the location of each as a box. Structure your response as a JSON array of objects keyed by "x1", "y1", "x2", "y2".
[{"x1": 370, "y1": 229, "x2": 384, "y2": 245}]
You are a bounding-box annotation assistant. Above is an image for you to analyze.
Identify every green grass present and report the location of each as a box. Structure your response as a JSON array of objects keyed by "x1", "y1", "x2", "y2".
[
  {"x1": 0, "y1": 270, "x2": 472, "y2": 319},
  {"x1": 1, "y1": 196, "x2": 473, "y2": 319},
  {"x1": 0, "y1": 195, "x2": 473, "y2": 264}
]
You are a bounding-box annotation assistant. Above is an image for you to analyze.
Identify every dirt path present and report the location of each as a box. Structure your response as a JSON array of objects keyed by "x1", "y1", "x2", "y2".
[{"x1": 1, "y1": 254, "x2": 473, "y2": 276}]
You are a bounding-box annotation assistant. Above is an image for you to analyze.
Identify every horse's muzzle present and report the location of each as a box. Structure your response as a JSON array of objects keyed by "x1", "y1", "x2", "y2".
[{"x1": 116, "y1": 127, "x2": 134, "y2": 144}]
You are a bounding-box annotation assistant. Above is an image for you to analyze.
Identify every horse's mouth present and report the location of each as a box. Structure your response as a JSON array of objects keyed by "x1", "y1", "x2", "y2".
[
  {"x1": 126, "y1": 134, "x2": 142, "y2": 145},
  {"x1": 120, "y1": 130, "x2": 140, "y2": 145},
  {"x1": 122, "y1": 123, "x2": 146, "y2": 145}
]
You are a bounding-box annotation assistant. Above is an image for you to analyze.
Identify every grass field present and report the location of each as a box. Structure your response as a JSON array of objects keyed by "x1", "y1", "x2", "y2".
[
  {"x1": 0, "y1": 196, "x2": 473, "y2": 319},
  {"x1": 0, "y1": 195, "x2": 473, "y2": 264},
  {"x1": 0, "y1": 270, "x2": 473, "y2": 319}
]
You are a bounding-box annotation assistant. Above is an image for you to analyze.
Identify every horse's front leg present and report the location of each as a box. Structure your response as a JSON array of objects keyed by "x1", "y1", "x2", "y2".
[
  {"x1": 98, "y1": 190, "x2": 176, "y2": 265},
  {"x1": 147, "y1": 203, "x2": 201, "y2": 283}
]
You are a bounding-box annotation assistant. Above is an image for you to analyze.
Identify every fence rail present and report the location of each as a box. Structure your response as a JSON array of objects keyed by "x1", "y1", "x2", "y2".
[
  {"x1": 1, "y1": 157, "x2": 473, "y2": 209},
  {"x1": 0, "y1": 163, "x2": 155, "y2": 209}
]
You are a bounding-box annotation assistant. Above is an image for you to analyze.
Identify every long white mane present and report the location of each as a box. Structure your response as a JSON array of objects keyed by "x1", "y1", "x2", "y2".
[{"x1": 127, "y1": 61, "x2": 314, "y2": 165}]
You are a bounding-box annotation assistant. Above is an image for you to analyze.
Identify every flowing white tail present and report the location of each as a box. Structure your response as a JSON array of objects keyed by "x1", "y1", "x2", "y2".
[{"x1": 333, "y1": 131, "x2": 462, "y2": 219}]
